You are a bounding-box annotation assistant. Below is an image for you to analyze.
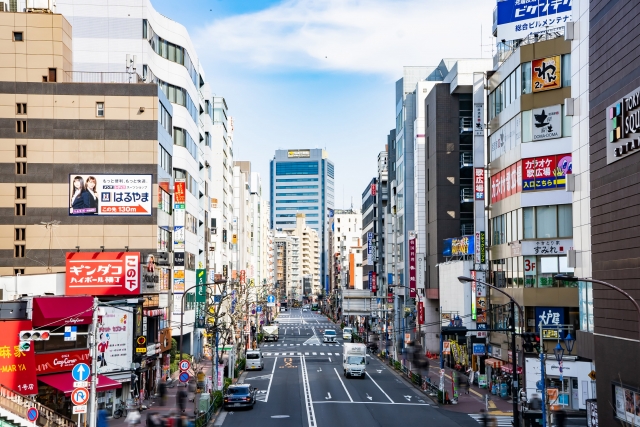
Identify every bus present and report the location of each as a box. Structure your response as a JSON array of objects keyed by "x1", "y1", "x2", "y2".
[{"x1": 311, "y1": 302, "x2": 319, "y2": 311}]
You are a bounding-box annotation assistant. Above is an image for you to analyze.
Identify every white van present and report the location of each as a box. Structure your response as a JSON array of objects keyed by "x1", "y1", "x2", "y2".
[
  {"x1": 343, "y1": 343, "x2": 367, "y2": 378},
  {"x1": 342, "y1": 327, "x2": 353, "y2": 341},
  {"x1": 245, "y1": 350, "x2": 264, "y2": 371}
]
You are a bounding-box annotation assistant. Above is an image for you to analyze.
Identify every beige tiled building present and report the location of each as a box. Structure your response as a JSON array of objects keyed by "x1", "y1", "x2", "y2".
[{"x1": 0, "y1": 12, "x2": 172, "y2": 276}]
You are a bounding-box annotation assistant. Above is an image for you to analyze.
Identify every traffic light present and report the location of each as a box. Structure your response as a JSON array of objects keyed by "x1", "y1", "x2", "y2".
[
  {"x1": 522, "y1": 332, "x2": 540, "y2": 353},
  {"x1": 19, "y1": 330, "x2": 50, "y2": 341}
]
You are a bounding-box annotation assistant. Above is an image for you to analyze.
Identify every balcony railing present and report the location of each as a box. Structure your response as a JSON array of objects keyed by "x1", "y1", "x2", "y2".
[
  {"x1": 460, "y1": 152, "x2": 473, "y2": 168},
  {"x1": 460, "y1": 117, "x2": 473, "y2": 134},
  {"x1": 64, "y1": 71, "x2": 144, "y2": 84},
  {"x1": 460, "y1": 187, "x2": 474, "y2": 203},
  {"x1": 0, "y1": 385, "x2": 75, "y2": 427},
  {"x1": 493, "y1": 26, "x2": 566, "y2": 68}
]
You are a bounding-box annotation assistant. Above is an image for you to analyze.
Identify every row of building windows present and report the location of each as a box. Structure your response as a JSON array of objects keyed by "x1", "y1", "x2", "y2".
[
  {"x1": 489, "y1": 54, "x2": 571, "y2": 120},
  {"x1": 159, "y1": 187, "x2": 171, "y2": 215},
  {"x1": 276, "y1": 185, "x2": 318, "y2": 189},
  {"x1": 159, "y1": 102, "x2": 172, "y2": 136},
  {"x1": 277, "y1": 199, "x2": 318, "y2": 204},
  {"x1": 491, "y1": 255, "x2": 573, "y2": 289},
  {"x1": 276, "y1": 178, "x2": 319, "y2": 182},
  {"x1": 327, "y1": 162, "x2": 334, "y2": 179},
  {"x1": 159, "y1": 145, "x2": 172, "y2": 176},
  {"x1": 276, "y1": 162, "x2": 319, "y2": 176},
  {"x1": 491, "y1": 204, "x2": 572, "y2": 245},
  {"x1": 173, "y1": 127, "x2": 198, "y2": 160},
  {"x1": 276, "y1": 192, "x2": 318, "y2": 196},
  {"x1": 143, "y1": 20, "x2": 198, "y2": 88},
  {"x1": 275, "y1": 206, "x2": 318, "y2": 211},
  {"x1": 186, "y1": 212, "x2": 197, "y2": 234},
  {"x1": 145, "y1": 66, "x2": 198, "y2": 123}
]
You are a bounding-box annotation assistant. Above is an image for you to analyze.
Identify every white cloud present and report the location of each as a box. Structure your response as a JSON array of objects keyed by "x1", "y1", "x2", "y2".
[{"x1": 196, "y1": 0, "x2": 496, "y2": 77}]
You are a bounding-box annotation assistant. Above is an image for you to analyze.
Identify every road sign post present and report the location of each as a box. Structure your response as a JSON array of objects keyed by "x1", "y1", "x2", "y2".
[
  {"x1": 179, "y1": 359, "x2": 190, "y2": 371},
  {"x1": 72, "y1": 363, "x2": 90, "y2": 382},
  {"x1": 26, "y1": 407, "x2": 38, "y2": 423},
  {"x1": 179, "y1": 372, "x2": 190, "y2": 383}
]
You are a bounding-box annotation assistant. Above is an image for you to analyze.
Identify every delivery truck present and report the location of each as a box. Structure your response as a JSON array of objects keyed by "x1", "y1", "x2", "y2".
[
  {"x1": 262, "y1": 325, "x2": 279, "y2": 342},
  {"x1": 343, "y1": 343, "x2": 367, "y2": 378}
]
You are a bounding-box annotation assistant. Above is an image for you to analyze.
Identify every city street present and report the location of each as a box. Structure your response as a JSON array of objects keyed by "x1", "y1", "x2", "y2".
[{"x1": 215, "y1": 309, "x2": 487, "y2": 427}]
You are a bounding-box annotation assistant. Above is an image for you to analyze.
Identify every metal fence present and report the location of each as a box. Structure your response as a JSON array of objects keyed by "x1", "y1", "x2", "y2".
[
  {"x1": 64, "y1": 71, "x2": 144, "y2": 84},
  {"x1": 0, "y1": 385, "x2": 75, "y2": 427}
]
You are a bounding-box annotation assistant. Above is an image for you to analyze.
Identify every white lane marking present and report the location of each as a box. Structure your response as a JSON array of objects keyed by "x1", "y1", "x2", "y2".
[
  {"x1": 271, "y1": 415, "x2": 290, "y2": 418},
  {"x1": 404, "y1": 395, "x2": 412, "y2": 401},
  {"x1": 320, "y1": 353, "x2": 325, "y2": 355},
  {"x1": 264, "y1": 356, "x2": 277, "y2": 403},
  {"x1": 325, "y1": 392, "x2": 331, "y2": 400},
  {"x1": 334, "y1": 368, "x2": 353, "y2": 402},
  {"x1": 313, "y1": 352, "x2": 317, "y2": 355},
  {"x1": 329, "y1": 357, "x2": 332, "y2": 362},
  {"x1": 305, "y1": 352, "x2": 309, "y2": 355},
  {"x1": 311, "y1": 401, "x2": 429, "y2": 406},
  {"x1": 366, "y1": 372, "x2": 394, "y2": 403},
  {"x1": 301, "y1": 356, "x2": 317, "y2": 427},
  {"x1": 317, "y1": 367, "x2": 322, "y2": 372},
  {"x1": 213, "y1": 411, "x2": 227, "y2": 425},
  {"x1": 366, "y1": 393, "x2": 372, "y2": 400}
]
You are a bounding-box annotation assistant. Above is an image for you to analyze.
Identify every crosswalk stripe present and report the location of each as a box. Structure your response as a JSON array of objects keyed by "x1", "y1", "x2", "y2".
[
  {"x1": 320, "y1": 353, "x2": 325, "y2": 355},
  {"x1": 313, "y1": 352, "x2": 317, "y2": 355},
  {"x1": 468, "y1": 414, "x2": 513, "y2": 426},
  {"x1": 305, "y1": 352, "x2": 309, "y2": 355},
  {"x1": 265, "y1": 353, "x2": 272, "y2": 356}
]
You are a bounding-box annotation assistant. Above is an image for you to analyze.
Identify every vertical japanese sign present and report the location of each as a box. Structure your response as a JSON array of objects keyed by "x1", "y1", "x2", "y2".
[
  {"x1": 471, "y1": 271, "x2": 477, "y2": 321},
  {"x1": 0, "y1": 320, "x2": 37, "y2": 394},
  {"x1": 408, "y1": 234, "x2": 416, "y2": 298},
  {"x1": 240, "y1": 270, "x2": 246, "y2": 284},
  {"x1": 416, "y1": 253, "x2": 424, "y2": 290},
  {"x1": 195, "y1": 269, "x2": 206, "y2": 329},
  {"x1": 371, "y1": 183, "x2": 376, "y2": 196},
  {"x1": 474, "y1": 168, "x2": 485, "y2": 200},
  {"x1": 367, "y1": 232, "x2": 373, "y2": 265},
  {"x1": 474, "y1": 232, "x2": 486, "y2": 264},
  {"x1": 371, "y1": 272, "x2": 377, "y2": 293},
  {"x1": 97, "y1": 306, "x2": 133, "y2": 374},
  {"x1": 66, "y1": 252, "x2": 140, "y2": 295},
  {"x1": 418, "y1": 301, "x2": 424, "y2": 325},
  {"x1": 174, "y1": 179, "x2": 186, "y2": 296},
  {"x1": 474, "y1": 103, "x2": 484, "y2": 136},
  {"x1": 368, "y1": 271, "x2": 373, "y2": 291}
]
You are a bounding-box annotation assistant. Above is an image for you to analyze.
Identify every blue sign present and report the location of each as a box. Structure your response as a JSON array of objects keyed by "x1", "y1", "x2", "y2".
[
  {"x1": 368, "y1": 271, "x2": 373, "y2": 291},
  {"x1": 497, "y1": 0, "x2": 572, "y2": 41},
  {"x1": 71, "y1": 363, "x2": 90, "y2": 382},
  {"x1": 472, "y1": 344, "x2": 486, "y2": 355},
  {"x1": 443, "y1": 235, "x2": 475, "y2": 257},
  {"x1": 179, "y1": 372, "x2": 190, "y2": 383},
  {"x1": 387, "y1": 273, "x2": 393, "y2": 285},
  {"x1": 27, "y1": 408, "x2": 38, "y2": 422},
  {"x1": 536, "y1": 380, "x2": 544, "y2": 391},
  {"x1": 267, "y1": 295, "x2": 276, "y2": 304},
  {"x1": 256, "y1": 306, "x2": 262, "y2": 313},
  {"x1": 64, "y1": 326, "x2": 77, "y2": 341},
  {"x1": 535, "y1": 307, "x2": 565, "y2": 332},
  {"x1": 477, "y1": 323, "x2": 487, "y2": 330}
]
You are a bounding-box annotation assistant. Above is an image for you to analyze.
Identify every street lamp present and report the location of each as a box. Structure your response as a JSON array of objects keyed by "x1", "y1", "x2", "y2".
[
  {"x1": 458, "y1": 275, "x2": 523, "y2": 427},
  {"x1": 553, "y1": 342, "x2": 564, "y2": 362},
  {"x1": 554, "y1": 274, "x2": 640, "y2": 343},
  {"x1": 563, "y1": 333, "x2": 575, "y2": 354}
]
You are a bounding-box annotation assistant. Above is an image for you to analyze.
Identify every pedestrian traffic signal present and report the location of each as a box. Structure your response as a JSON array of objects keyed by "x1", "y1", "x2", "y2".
[{"x1": 19, "y1": 330, "x2": 50, "y2": 341}]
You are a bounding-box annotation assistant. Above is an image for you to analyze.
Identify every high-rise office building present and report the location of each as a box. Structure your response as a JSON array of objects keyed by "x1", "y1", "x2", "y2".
[{"x1": 270, "y1": 149, "x2": 334, "y2": 295}]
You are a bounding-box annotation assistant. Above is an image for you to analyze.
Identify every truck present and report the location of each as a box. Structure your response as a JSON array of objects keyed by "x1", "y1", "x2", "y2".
[
  {"x1": 343, "y1": 343, "x2": 367, "y2": 378},
  {"x1": 262, "y1": 325, "x2": 279, "y2": 342}
]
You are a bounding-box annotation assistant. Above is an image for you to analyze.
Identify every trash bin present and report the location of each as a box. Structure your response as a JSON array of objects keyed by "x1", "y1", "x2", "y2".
[
  {"x1": 500, "y1": 383, "x2": 509, "y2": 398},
  {"x1": 197, "y1": 394, "x2": 210, "y2": 414}
]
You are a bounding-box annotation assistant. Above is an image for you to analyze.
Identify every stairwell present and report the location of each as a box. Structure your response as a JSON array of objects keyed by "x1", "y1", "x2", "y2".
[{"x1": 0, "y1": 385, "x2": 75, "y2": 427}]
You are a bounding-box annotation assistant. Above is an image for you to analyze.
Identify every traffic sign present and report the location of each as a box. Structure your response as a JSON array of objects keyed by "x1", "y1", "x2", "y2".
[
  {"x1": 71, "y1": 363, "x2": 90, "y2": 382},
  {"x1": 71, "y1": 387, "x2": 89, "y2": 406},
  {"x1": 72, "y1": 405, "x2": 87, "y2": 414},
  {"x1": 26, "y1": 407, "x2": 38, "y2": 422},
  {"x1": 179, "y1": 359, "x2": 191, "y2": 371},
  {"x1": 267, "y1": 295, "x2": 276, "y2": 307},
  {"x1": 73, "y1": 381, "x2": 89, "y2": 388},
  {"x1": 179, "y1": 372, "x2": 190, "y2": 383},
  {"x1": 256, "y1": 306, "x2": 262, "y2": 313}
]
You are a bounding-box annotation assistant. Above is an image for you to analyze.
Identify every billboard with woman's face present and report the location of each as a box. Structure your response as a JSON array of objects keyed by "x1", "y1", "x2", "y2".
[{"x1": 69, "y1": 174, "x2": 152, "y2": 216}]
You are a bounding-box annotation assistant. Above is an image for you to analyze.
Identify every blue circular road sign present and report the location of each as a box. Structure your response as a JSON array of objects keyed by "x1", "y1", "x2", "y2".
[
  {"x1": 267, "y1": 295, "x2": 275, "y2": 304},
  {"x1": 179, "y1": 372, "x2": 190, "y2": 383},
  {"x1": 27, "y1": 407, "x2": 38, "y2": 422},
  {"x1": 72, "y1": 363, "x2": 90, "y2": 382}
]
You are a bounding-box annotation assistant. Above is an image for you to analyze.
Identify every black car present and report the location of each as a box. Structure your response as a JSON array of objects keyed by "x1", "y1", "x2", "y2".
[{"x1": 223, "y1": 385, "x2": 258, "y2": 410}]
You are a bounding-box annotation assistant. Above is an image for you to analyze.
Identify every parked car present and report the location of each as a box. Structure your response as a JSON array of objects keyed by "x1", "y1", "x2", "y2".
[
  {"x1": 343, "y1": 327, "x2": 353, "y2": 341},
  {"x1": 245, "y1": 350, "x2": 264, "y2": 371},
  {"x1": 223, "y1": 385, "x2": 258, "y2": 410}
]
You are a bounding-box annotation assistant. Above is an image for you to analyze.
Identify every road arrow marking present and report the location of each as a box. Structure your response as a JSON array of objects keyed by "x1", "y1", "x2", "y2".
[
  {"x1": 404, "y1": 395, "x2": 412, "y2": 401},
  {"x1": 376, "y1": 370, "x2": 383, "y2": 373},
  {"x1": 325, "y1": 393, "x2": 331, "y2": 400},
  {"x1": 329, "y1": 357, "x2": 332, "y2": 362},
  {"x1": 366, "y1": 393, "x2": 372, "y2": 401},
  {"x1": 317, "y1": 367, "x2": 322, "y2": 372}
]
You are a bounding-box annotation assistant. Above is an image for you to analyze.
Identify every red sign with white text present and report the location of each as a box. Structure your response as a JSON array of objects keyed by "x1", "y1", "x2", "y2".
[
  {"x1": 0, "y1": 320, "x2": 38, "y2": 394},
  {"x1": 418, "y1": 301, "x2": 424, "y2": 324},
  {"x1": 409, "y1": 237, "x2": 417, "y2": 298},
  {"x1": 66, "y1": 252, "x2": 140, "y2": 295},
  {"x1": 371, "y1": 183, "x2": 376, "y2": 197},
  {"x1": 35, "y1": 349, "x2": 90, "y2": 375},
  {"x1": 371, "y1": 272, "x2": 377, "y2": 293},
  {"x1": 474, "y1": 168, "x2": 485, "y2": 200},
  {"x1": 491, "y1": 161, "x2": 523, "y2": 204}
]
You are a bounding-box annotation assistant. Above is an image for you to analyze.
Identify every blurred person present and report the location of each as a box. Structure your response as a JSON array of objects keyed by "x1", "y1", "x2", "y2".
[
  {"x1": 177, "y1": 389, "x2": 187, "y2": 413},
  {"x1": 97, "y1": 409, "x2": 108, "y2": 427},
  {"x1": 158, "y1": 377, "x2": 167, "y2": 406},
  {"x1": 125, "y1": 409, "x2": 141, "y2": 426}
]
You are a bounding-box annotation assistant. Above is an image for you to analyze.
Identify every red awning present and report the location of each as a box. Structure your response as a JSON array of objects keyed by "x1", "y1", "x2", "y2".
[
  {"x1": 485, "y1": 358, "x2": 504, "y2": 369},
  {"x1": 501, "y1": 363, "x2": 523, "y2": 374},
  {"x1": 32, "y1": 296, "x2": 93, "y2": 327},
  {"x1": 38, "y1": 373, "x2": 122, "y2": 396}
]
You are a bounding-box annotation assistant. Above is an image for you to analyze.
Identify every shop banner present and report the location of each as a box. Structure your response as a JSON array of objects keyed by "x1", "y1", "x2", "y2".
[
  {"x1": 0, "y1": 320, "x2": 38, "y2": 394},
  {"x1": 69, "y1": 174, "x2": 152, "y2": 216},
  {"x1": 65, "y1": 252, "x2": 140, "y2": 295},
  {"x1": 35, "y1": 349, "x2": 90, "y2": 375},
  {"x1": 371, "y1": 272, "x2": 377, "y2": 294},
  {"x1": 418, "y1": 301, "x2": 424, "y2": 325},
  {"x1": 97, "y1": 306, "x2": 134, "y2": 374},
  {"x1": 522, "y1": 154, "x2": 572, "y2": 191},
  {"x1": 532, "y1": 56, "x2": 563, "y2": 92},
  {"x1": 474, "y1": 168, "x2": 485, "y2": 200},
  {"x1": 532, "y1": 104, "x2": 562, "y2": 141},
  {"x1": 159, "y1": 328, "x2": 172, "y2": 353},
  {"x1": 408, "y1": 236, "x2": 416, "y2": 298},
  {"x1": 497, "y1": 0, "x2": 572, "y2": 43}
]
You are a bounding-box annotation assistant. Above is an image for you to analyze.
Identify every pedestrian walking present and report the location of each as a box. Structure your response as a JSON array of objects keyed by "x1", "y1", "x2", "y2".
[
  {"x1": 177, "y1": 389, "x2": 187, "y2": 413},
  {"x1": 463, "y1": 374, "x2": 471, "y2": 394},
  {"x1": 98, "y1": 409, "x2": 108, "y2": 427},
  {"x1": 125, "y1": 409, "x2": 141, "y2": 427},
  {"x1": 158, "y1": 378, "x2": 167, "y2": 407}
]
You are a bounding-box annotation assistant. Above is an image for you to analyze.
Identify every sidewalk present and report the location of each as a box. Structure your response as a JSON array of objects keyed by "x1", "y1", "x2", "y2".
[{"x1": 109, "y1": 359, "x2": 214, "y2": 427}]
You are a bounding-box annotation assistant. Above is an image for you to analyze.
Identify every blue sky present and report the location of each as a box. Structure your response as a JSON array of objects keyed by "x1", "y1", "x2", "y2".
[{"x1": 152, "y1": 0, "x2": 495, "y2": 209}]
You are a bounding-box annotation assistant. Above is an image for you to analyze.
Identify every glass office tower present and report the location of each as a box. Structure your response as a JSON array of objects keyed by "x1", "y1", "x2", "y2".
[{"x1": 270, "y1": 149, "x2": 335, "y2": 294}]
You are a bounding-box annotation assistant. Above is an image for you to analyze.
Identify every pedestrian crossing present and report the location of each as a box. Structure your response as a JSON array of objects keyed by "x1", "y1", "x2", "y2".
[
  {"x1": 263, "y1": 352, "x2": 343, "y2": 356},
  {"x1": 468, "y1": 414, "x2": 513, "y2": 426}
]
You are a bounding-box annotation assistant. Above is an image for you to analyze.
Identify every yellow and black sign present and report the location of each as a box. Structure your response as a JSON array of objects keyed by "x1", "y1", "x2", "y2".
[{"x1": 542, "y1": 329, "x2": 559, "y2": 339}]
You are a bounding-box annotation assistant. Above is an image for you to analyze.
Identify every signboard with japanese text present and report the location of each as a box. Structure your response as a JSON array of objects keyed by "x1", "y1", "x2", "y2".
[
  {"x1": 474, "y1": 103, "x2": 484, "y2": 136},
  {"x1": 532, "y1": 104, "x2": 562, "y2": 140},
  {"x1": 497, "y1": 0, "x2": 572, "y2": 42},
  {"x1": 97, "y1": 306, "x2": 133, "y2": 374},
  {"x1": 408, "y1": 234, "x2": 416, "y2": 298},
  {"x1": 367, "y1": 232, "x2": 373, "y2": 265},
  {"x1": 371, "y1": 272, "x2": 377, "y2": 293},
  {"x1": 490, "y1": 161, "x2": 521, "y2": 204},
  {"x1": 416, "y1": 253, "x2": 424, "y2": 289},
  {"x1": 474, "y1": 168, "x2": 485, "y2": 200},
  {"x1": 371, "y1": 183, "x2": 376, "y2": 197},
  {"x1": 0, "y1": 320, "x2": 38, "y2": 394},
  {"x1": 532, "y1": 56, "x2": 562, "y2": 93},
  {"x1": 65, "y1": 252, "x2": 140, "y2": 295},
  {"x1": 443, "y1": 236, "x2": 475, "y2": 257},
  {"x1": 522, "y1": 239, "x2": 571, "y2": 256},
  {"x1": 173, "y1": 269, "x2": 185, "y2": 292},
  {"x1": 196, "y1": 270, "x2": 207, "y2": 329},
  {"x1": 69, "y1": 174, "x2": 151, "y2": 216},
  {"x1": 368, "y1": 271, "x2": 373, "y2": 292},
  {"x1": 522, "y1": 154, "x2": 572, "y2": 191},
  {"x1": 35, "y1": 349, "x2": 90, "y2": 375},
  {"x1": 287, "y1": 150, "x2": 310, "y2": 158},
  {"x1": 174, "y1": 180, "x2": 186, "y2": 250},
  {"x1": 474, "y1": 232, "x2": 486, "y2": 264},
  {"x1": 535, "y1": 307, "x2": 564, "y2": 333},
  {"x1": 418, "y1": 301, "x2": 424, "y2": 324},
  {"x1": 471, "y1": 271, "x2": 477, "y2": 321}
]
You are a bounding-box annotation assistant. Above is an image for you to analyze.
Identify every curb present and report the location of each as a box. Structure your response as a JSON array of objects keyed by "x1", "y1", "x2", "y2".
[{"x1": 373, "y1": 355, "x2": 441, "y2": 406}]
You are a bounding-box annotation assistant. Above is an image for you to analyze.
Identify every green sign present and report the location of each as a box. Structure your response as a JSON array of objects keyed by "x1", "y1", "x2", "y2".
[
  {"x1": 196, "y1": 269, "x2": 207, "y2": 328},
  {"x1": 196, "y1": 268, "x2": 206, "y2": 286}
]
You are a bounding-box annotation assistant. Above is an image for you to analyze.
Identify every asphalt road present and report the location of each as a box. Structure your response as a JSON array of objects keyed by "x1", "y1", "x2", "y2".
[{"x1": 215, "y1": 309, "x2": 487, "y2": 427}]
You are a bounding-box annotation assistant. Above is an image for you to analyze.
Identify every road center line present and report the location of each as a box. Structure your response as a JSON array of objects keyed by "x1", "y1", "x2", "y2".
[
  {"x1": 366, "y1": 373, "x2": 394, "y2": 403},
  {"x1": 334, "y1": 368, "x2": 353, "y2": 402},
  {"x1": 264, "y1": 356, "x2": 277, "y2": 403},
  {"x1": 301, "y1": 356, "x2": 317, "y2": 427}
]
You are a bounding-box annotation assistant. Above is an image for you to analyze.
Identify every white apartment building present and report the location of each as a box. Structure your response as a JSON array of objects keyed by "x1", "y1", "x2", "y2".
[{"x1": 332, "y1": 209, "x2": 362, "y2": 289}]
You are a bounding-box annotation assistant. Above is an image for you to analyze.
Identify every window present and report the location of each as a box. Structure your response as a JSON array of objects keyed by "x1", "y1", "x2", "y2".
[
  {"x1": 173, "y1": 127, "x2": 198, "y2": 160},
  {"x1": 173, "y1": 169, "x2": 197, "y2": 196},
  {"x1": 15, "y1": 162, "x2": 27, "y2": 175},
  {"x1": 143, "y1": 20, "x2": 198, "y2": 87},
  {"x1": 558, "y1": 205, "x2": 573, "y2": 237},
  {"x1": 276, "y1": 162, "x2": 319, "y2": 176},
  {"x1": 15, "y1": 203, "x2": 25, "y2": 216},
  {"x1": 276, "y1": 193, "x2": 318, "y2": 197},
  {"x1": 13, "y1": 32, "x2": 23, "y2": 41},
  {"x1": 159, "y1": 145, "x2": 172, "y2": 175},
  {"x1": 145, "y1": 67, "x2": 198, "y2": 122},
  {"x1": 536, "y1": 206, "x2": 557, "y2": 238},
  {"x1": 16, "y1": 103, "x2": 26, "y2": 114},
  {"x1": 185, "y1": 252, "x2": 196, "y2": 270},
  {"x1": 96, "y1": 102, "x2": 104, "y2": 117},
  {"x1": 276, "y1": 185, "x2": 318, "y2": 189},
  {"x1": 158, "y1": 187, "x2": 171, "y2": 215},
  {"x1": 327, "y1": 162, "x2": 334, "y2": 179},
  {"x1": 561, "y1": 54, "x2": 571, "y2": 88},
  {"x1": 48, "y1": 68, "x2": 57, "y2": 83},
  {"x1": 205, "y1": 132, "x2": 211, "y2": 148},
  {"x1": 159, "y1": 102, "x2": 172, "y2": 135},
  {"x1": 15, "y1": 228, "x2": 25, "y2": 241},
  {"x1": 277, "y1": 199, "x2": 318, "y2": 203},
  {"x1": 15, "y1": 186, "x2": 26, "y2": 199},
  {"x1": 16, "y1": 120, "x2": 26, "y2": 133},
  {"x1": 276, "y1": 178, "x2": 318, "y2": 182},
  {"x1": 16, "y1": 145, "x2": 26, "y2": 157},
  {"x1": 185, "y1": 212, "x2": 197, "y2": 234},
  {"x1": 13, "y1": 269, "x2": 24, "y2": 275},
  {"x1": 521, "y1": 62, "x2": 532, "y2": 94},
  {"x1": 14, "y1": 245, "x2": 25, "y2": 258}
]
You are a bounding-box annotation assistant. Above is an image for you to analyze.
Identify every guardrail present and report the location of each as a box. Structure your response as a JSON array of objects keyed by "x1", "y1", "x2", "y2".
[
  {"x1": 64, "y1": 71, "x2": 144, "y2": 84},
  {"x1": 0, "y1": 385, "x2": 75, "y2": 427},
  {"x1": 382, "y1": 356, "x2": 440, "y2": 400}
]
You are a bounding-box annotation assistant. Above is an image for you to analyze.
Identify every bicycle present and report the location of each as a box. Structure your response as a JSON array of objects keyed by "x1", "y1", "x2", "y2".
[{"x1": 113, "y1": 400, "x2": 128, "y2": 419}]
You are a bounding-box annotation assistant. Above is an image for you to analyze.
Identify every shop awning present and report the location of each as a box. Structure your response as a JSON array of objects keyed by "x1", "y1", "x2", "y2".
[
  {"x1": 32, "y1": 296, "x2": 93, "y2": 327},
  {"x1": 501, "y1": 363, "x2": 523, "y2": 374},
  {"x1": 38, "y1": 373, "x2": 122, "y2": 396},
  {"x1": 485, "y1": 358, "x2": 504, "y2": 369}
]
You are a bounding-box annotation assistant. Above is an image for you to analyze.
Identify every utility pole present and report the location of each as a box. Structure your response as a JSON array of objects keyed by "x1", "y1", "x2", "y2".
[{"x1": 88, "y1": 297, "x2": 99, "y2": 427}]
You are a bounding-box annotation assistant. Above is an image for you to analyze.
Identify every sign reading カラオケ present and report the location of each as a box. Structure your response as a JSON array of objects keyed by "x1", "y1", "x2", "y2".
[
  {"x1": 66, "y1": 252, "x2": 140, "y2": 295},
  {"x1": 69, "y1": 174, "x2": 152, "y2": 216}
]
